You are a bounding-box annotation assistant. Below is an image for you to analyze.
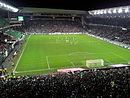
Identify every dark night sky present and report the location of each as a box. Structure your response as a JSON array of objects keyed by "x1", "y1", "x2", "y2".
[{"x1": 1, "y1": 0, "x2": 130, "y2": 11}]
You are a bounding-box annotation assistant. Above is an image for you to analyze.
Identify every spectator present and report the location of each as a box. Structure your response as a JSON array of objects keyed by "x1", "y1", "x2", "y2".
[
  {"x1": 24, "y1": 20, "x2": 85, "y2": 33},
  {"x1": 86, "y1": 24, "x2": 130, "y2": 45},
  {"x1": 0, "y1": 67, "x2": 129, "y2": 98}
]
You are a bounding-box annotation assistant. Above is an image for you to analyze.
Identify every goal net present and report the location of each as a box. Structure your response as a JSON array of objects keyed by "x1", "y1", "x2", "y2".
[{"x1": 86, "y1": 59, "x2": 104, "y2": 67}]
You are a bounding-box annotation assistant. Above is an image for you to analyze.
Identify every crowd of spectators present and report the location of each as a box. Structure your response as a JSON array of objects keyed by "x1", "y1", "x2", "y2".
[
  {"x1": 0, "y1": 33, "x2": 9, "y2": 64},
  {"x1": 0, "y1": 32, "x2": 11, "y2": 56},
  {"x1": 11, "y1": 26, "x2": 25, "y2": 34},
  {"x1": 0, "y1": 29, "x2": 19, "y2": 64},
  {"x1": 23, "y1": 19, "x2": 130, "y2": 45},
  {"x1": 86, "y1": 24, "x2": 130, "y2": 45},
  {"x1": 0, "y1": 18, "x2": 130, "y2": 98},
  {"x1": 24, "y1": 20, "x2": 86, "y2": 33},
  {"x1": 0, "y1": 67, "x2": 129, "y2": 98}
]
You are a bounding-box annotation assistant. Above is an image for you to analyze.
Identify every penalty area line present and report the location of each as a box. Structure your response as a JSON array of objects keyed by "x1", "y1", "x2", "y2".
[{"x1": 13, "y1": 35, "x2": 31, "y2": 73}]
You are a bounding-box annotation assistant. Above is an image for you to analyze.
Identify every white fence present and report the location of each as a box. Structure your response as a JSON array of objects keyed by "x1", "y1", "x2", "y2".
[{"x1": 28, "y1": 32, "x2": 83, "y2": 35}]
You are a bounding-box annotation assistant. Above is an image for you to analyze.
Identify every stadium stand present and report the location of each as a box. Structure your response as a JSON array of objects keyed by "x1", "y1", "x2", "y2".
[
  {"x1": 4, "y1": 29, "x2": 23, "y2": 39},
  {"x1": 86, "y1": 24, "x2": 130, "y2": 45},
  {"x1": 0, "y1": 2, "x2": 130, "y2": 98},
  {"x1": 0, "y1": 16, "x2": 8, "y2": 27},
  {"x1": 24, "y1": 20, "x2": 86, "y2": 33},
  {"x1": 0, "y1": 32, "x2": 12, "y2": 62},
  {"x1": 0, "y1": 16, "x2": 23, "y2": 66},
  {"x1": 0, "y1": 67, "x2": 129, "y2": 98},
  {"x1": 0, "y1": 14, "x2": 130, "y2": 98}
]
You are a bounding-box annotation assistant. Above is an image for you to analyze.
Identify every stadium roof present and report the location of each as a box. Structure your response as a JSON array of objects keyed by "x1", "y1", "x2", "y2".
[
  {"x1": 18, "y1": 7, "x2": 87, "y2": 14},
  {"x1": 3, "y1": 0, "x2": 130, "y2": 11}
]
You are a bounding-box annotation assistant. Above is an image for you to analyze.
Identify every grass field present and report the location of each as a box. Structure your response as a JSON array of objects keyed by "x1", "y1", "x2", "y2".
[{"x1": 14, "y1": 34, "x2": 130, "y2": 75}]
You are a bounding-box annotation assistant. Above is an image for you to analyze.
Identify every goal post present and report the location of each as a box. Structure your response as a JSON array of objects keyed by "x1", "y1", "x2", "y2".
[{"x1": 86, "y1": 59, "x2": 104, "y2": 67}]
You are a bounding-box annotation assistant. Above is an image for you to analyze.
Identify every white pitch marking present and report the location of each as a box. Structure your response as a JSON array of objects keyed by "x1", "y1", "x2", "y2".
[
  {"x1": 111, "y1": 52, "x2": 129, "y2": 62},
  {"x1": 17, "y1": 68, "x2": 51, "y2": 73},
  {"x1": 71, "y1": 62, "x2": 75, "y2": 67},
  {"x1": 13, "y1": 35, "x2": 31, "y2": 73},
  {"x1": 17, "y1": 66, "x2": 73, "y2": 73},
  {"x1": 46, "y1": 56, "x2": 50, "y2": 69}
]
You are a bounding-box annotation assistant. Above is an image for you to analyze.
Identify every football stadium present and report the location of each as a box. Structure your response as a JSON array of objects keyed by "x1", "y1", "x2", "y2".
[{"x1": 0, "y1": 0, "x2": 130, "y2": 98}]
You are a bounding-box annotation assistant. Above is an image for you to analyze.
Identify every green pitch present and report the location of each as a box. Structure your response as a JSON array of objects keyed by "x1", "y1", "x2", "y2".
[{"x1": 14, "y1": 34, "x2": 130, "y2": 75}]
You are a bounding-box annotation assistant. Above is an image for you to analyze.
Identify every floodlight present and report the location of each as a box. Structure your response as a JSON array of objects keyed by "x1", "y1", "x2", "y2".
[
  {"x1": 113, "y1": 9, "x2": 117, "y2": 13},
  {"x1": 124, "y1": 8, "x2": 129, "y2": 13},
  {"x1": 100, "y1": 10, "x2": 103, "y2": 14},
  {"x1": 108, "y1": 10, "x2": 112, "y2": 14},
  {"x1": 98, "y1": 10, "x2": 101, "y2": 14},
  {"x1": 96, "y1": 10, "x2": 99, "y2": 14},
  {"x1": 103, "y1": 10, "x2": 107, "y2": 14},
  {"x1": 12, "y1": 8, "x2": 19, "y2": 12},
  {"x1": 118, "y1": 8, "x2": 122, "y2": 13},
  {"x1": 0, "y1": 1, "x2": 19, "y2": 12},
  {"x1": 88, "y1": 11, "x2": 94, "y2": 15},
  {"x1": 94, "y1": 11, "x2": 97, "y2": 15},
  {"x1": 95, "y1": 11, "x2": 99, "y2": 14},
  {"x1": 89, "y1": 11, "x2": 93, "y2": 15},
  {"x1": 98, "y1": 10, "x2": 102, "y2": 14}
]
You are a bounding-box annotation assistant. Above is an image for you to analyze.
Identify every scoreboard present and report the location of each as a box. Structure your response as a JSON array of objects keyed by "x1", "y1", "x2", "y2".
[{"x1": 18, "y1": 16, "x2": 24, "y2": 21}]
